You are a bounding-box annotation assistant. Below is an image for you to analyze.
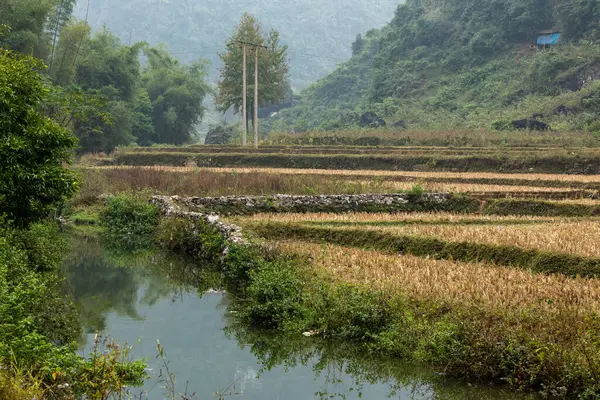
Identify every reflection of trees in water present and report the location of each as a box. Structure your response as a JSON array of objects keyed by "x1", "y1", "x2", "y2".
[
  {"x1": 62, "y1": 238, "x2": 223, "y2": 335},
  {"x1": 225, "y1": 324, "x2": 538, "y2": 400}
]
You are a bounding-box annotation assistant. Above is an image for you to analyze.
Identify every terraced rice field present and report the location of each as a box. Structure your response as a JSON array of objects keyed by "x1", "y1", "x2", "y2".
[
  {"x1": 268, "y1": 240, "x2": 600, "y2": 314},
  {"x1": 83, "y1": 144, "x2": 600, "y2": 395},
  {"x1": 235, "y1": 212, "x2": 600, "y2": 257},
  {"x1": 78, "y1": 165, "x2": 600, "y2": 202},
  {"x1": 97, "y1": 144, "x2": 600, "y2": 174}
]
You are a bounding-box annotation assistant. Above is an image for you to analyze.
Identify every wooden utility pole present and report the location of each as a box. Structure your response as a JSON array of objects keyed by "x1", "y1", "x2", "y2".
[
  {"x1": 254, "y1": 46, "x2": 259, "y2": 149},
  {"x1": 237, "y1": 40, "x2": 267, "y2": 148},
  {"x1": 241, "y1": 45, "x2": 247, "y2": 146}
]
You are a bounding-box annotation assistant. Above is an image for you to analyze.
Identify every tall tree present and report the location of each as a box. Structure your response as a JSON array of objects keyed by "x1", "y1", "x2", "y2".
[
  {"x1": 142, "y1": 46, "x2": 210, "y2": 145},
  {"x1": 47, "y1": 0, "x2": 77, "y2": 73},
  {"x1": 215, "y1": 13, "x2": 290, "y2": 132},
  {"x1": 0, "y1": 0, "x2": 55, "y2": 57},
  {"x1": 50, "y1": 20, "x2": 91, "y2": 85}
]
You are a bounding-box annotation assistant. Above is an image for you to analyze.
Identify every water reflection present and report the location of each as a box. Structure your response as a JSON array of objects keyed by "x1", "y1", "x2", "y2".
[{"x1": 62, "y1": 237, "x2": 538, "y2": 399}]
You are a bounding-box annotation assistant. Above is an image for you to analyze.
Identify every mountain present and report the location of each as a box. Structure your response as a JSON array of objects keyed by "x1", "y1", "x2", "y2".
[
  {"x1": 74, "y1": 0, "x2": 401, "y2": 89},
  {"x1": 268, "y1": 0, "x2": 600, "y2": 133}
]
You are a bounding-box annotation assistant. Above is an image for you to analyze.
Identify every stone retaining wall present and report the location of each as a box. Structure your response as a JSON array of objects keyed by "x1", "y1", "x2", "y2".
[
  {"x1": 161, "y1": 193, "x2": 478, "y2": 215},
  {"x1": 151, "y1": 195, "x2": 244, "y2": 243}
]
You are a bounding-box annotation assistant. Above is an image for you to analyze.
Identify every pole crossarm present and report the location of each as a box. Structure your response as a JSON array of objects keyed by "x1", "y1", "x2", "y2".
[{"x1": 236, "y1": 40, "x2": 268, "y2": 49}]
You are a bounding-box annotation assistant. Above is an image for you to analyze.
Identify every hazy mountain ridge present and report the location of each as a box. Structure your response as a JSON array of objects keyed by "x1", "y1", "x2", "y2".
[{"x1": 74, "y1": 0, "x2": 401, "y2": 88}]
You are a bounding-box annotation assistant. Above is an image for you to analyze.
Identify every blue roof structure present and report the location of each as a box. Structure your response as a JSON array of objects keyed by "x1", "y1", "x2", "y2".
[{"x1": 537, "y1": 30, "x2": 561, "y2": 46}]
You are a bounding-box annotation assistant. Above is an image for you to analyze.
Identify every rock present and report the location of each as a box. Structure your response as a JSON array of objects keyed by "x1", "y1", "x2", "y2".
[
  {"x1": 393, "y1": 120, "x2": 407, "y2": 129},
  {"x1": 511, "y1": 119, "x2": 551, "y2": 131},
  {"x1": 554, "y1": 105, "x2": 573, "y2": 116},
  {"x1": 359, "y1": 112, "x2": 386, "y2": 128}
]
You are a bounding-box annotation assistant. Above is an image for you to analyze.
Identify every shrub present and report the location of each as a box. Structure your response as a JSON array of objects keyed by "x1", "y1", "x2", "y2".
[
  {"x1": 0, "y1": 49, "x2": 78, "y2": 227},
  {"x1": 100, "y1": 194, "x2": 159, "y2": 251},
  {"x1": 156, "y1": 216, "x2": 226, "y2": 263},
  {"x1": 318, "y1": 284, "x2": 391, "y2": 340},
  {"x1": 243, "y1": 260, "x2": 306, "y2": 329},
  {"x1": 205, "y1": 123, "x2": 238, "y2": 145}
]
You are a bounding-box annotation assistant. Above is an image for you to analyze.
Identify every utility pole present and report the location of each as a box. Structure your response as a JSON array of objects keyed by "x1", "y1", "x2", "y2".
[
  {"x1": 237, "y1": 40, "x2": 267, "y2": 148},
  {"x1": 241, "y1": 44, "x2": 247, "y2": 146},
  {"x1": 254, "y1": 46, "x2": 259, "y2": 149}
]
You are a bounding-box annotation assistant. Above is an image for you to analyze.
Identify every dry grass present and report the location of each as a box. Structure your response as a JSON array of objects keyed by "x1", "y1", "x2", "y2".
[
  {"x1": 73, "y1": 166, "x2": 397, "y2": 201},
  {"x1": 233, "y1": 213, "x2": 600, "y2": 257},
  {"x1": 77, "y1": 166, "x2": 596, "y2": 201},
  {"x1": 230, "y1": 212, "x2": 556, "y2": 224},
  {"x1": 84, "y1": 165, "x2": 595, "y2": 182},
  {"x1": 175, "y1": 167, "x2": 600, "y2": 184},
  {"x1": 379, "y1": 180, "x2": 584, "y2": 194},
  {"x1": 270, "y1": 240, "x2": 600, "y2": 316}
]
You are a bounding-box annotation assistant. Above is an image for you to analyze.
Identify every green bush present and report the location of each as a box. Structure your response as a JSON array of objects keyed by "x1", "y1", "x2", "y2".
[
  {"x1": 156, "y1": 216, "x2": 226, "y2": 263},
  {"x1": 100, "y1": 194, "x2": 159, "y2": 251},
  {"x1": 318, "y1": 284, "x2": 391, "y2": 340},
  {"x1": 243, "y1": 260, "x2": 307, "y2": 329},
  {"x1": 222, "y1": 244, "x2": 268, "y2": 290},
  {"x1": 0, "y1": 49, "x2": 78, "y2": 227}
]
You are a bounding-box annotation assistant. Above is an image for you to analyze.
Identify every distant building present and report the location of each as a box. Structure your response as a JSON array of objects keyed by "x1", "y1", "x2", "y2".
[{"x1": 536, "y1": 29, "x2": 561, "y2": 47}]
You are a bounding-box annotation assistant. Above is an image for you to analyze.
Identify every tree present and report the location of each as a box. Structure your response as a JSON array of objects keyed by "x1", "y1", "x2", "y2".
[
  {"x1": 0, "y1": 0, "x2": 56, "y2": 58},
  {"x1": 68, "y1": 29, "x2": 143, "y2": 152},
  {"x1": 51, "y1": 20, "x2": 91, "y2": 85},
  {"x1": 205, "y1": 123, "x2": 237, "y2": 145},
  {"x1": 132, "y1": 89, "x2": 155, "y2": 146},
  {"x1": 352, "y1": 34, "x2": 365, "y2": 55},
  {"x1": 47, "y1": 0, "x2": 77, "y2": 73},
  {"x1": 215, "y1": 13, "x2": 290, "y2": 132},
  {"x1": 142, "y1": 46, "x2": 210, "y2": 145},
  {"x1": 0, "y1": 49, "x2": 78, "y2": 226}
]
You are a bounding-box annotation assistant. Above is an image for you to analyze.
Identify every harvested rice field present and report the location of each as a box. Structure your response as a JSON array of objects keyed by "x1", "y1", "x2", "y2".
[
  {"x1": 76, "y1": 144, "x2": 600, "y2": 396},
  {"x1": 268, "y1": 240, "x2": 600, "y2": 315},
  {"x1": 233, "y1": 213, "x2": 600, "y2": 258}
]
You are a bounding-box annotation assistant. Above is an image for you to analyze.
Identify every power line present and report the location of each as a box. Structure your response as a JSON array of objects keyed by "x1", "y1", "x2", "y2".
[{"x1": 167, "y1": 47, "x2": 346, "y2": 62}]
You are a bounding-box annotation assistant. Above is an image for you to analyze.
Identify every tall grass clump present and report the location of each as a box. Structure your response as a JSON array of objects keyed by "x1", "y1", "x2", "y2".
[{"x1": 100, "y1": 194, "x2": 159, "y2": 252}]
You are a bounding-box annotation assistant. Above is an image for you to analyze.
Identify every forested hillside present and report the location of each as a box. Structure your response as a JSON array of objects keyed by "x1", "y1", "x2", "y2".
[
  {"x1": 269, "y1": 0, "x2": 600, "y2": 133},
  {"x1": 1, "y1": 0, "x2": 211, "y2": 152},
  {"x1": 74, "y1": 0, "x2": 400, "y2": 88}
]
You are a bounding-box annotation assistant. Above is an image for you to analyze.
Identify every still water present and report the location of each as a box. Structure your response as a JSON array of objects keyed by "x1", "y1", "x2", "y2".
[{"x1": 62, "y1": 238, "x2": 536, "y2": 400}]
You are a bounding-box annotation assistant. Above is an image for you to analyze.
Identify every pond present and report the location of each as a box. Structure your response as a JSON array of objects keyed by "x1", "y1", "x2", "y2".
[{"x1": 62, "y1": 238, "x2": 537, "y2": 400}]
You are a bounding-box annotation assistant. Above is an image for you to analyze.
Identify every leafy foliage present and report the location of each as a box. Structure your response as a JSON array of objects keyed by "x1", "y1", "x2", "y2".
[
  {"x1": 216, "y1": 13, "x2": 290, "y2": 129},
  {"x1": 143, "y1": 47, "x2": 210, "y2": 145},
  {"x1": 205, "y1": 122, "x2": 238, "y2": 145},
  {"x1": 100, "y1": 194, "x2": 159, "y2": 252},
  {"x1": 270, "y1": 0, "x2": 600, "y2": 133},
  {"x1": 3, "y1": 1, "x2": 211, "y2": 152},
  {"x1": 0, "y1": 49, "x2": 78, "y2": 227},
  {"x1": 0, "y1": 224, "x2": 148, "y2": 398}
]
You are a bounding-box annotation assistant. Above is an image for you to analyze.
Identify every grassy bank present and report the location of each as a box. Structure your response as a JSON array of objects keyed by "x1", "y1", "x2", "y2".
[
  {"x1": 0, "y1": 222, "x2": 147, "y2": 399},
  {"x1": 150, "y1": 210, "x2": 600, "y2": 397},
  {"x1": 264, "y1": 129, "x2": 600, "y2": 148}
]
